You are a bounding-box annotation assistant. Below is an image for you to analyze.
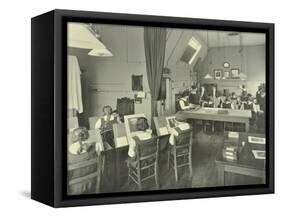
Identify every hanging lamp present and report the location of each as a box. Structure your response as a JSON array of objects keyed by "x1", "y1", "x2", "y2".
[
  {"x1": 204, "y1": 31, "x2": 213, "y2": 79},
  {"x1": 239, "y1": 34, "x2": 247, "y2": 80}
]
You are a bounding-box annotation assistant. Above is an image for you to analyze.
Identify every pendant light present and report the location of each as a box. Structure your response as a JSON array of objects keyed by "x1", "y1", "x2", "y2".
[
  {"x1": 204, "y1": 31, "x2": 213, "y2": 79},
  {"x1": 239, "y1": 34, "x2": 247, "y2": 80}
]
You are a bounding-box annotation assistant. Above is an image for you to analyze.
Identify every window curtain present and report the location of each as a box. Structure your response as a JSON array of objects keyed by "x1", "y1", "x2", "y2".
[{"x1": 144, "y1": 27, "x2": 167, "y2": 120}]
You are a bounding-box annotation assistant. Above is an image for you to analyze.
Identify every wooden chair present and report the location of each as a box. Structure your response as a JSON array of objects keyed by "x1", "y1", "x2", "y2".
[
  {"x1": 168, "y1": 129, "x2": 193, "y2": 181},
  {"x1": 89, "y1": 116, "x2": 99, "y2": 130},
  {"x1": 128, "y1": 136, "x2": 159, "y2": 190},
  {"x1": 67, "y1": 131, "x2": 102, "y2": 195},
  {"x1": 116, "y1": 97, "x2": 135, "y2": 122}
]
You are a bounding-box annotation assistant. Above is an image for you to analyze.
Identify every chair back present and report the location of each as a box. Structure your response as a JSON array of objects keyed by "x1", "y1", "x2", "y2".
[
  {"x1": 133, "y1": 136, "x2": 158, "y2": 161},
  {"x1": 116, "y1": 97, "x2": 135, "y2": 121},
  {"x1": 89, "y1": 116, "x2": 99, "y2": 130},
  {"x1": 113, "y1": 123, "x2": 129, "y2": 148},
  {"x1": 68, "y1": 153, "x2": 101, "y2": 195},
  {"x1": 174, "y1": 129, "x2": 193, "y2": 150}
]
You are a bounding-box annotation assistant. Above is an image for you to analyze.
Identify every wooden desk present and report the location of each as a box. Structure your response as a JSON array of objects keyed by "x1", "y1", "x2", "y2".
[
  {"x1": 215, "y1": 133, "x2": 266, "y2": 186},
  {"x1": 176, "y1": 107, "x2": 252, "y2": 132}
]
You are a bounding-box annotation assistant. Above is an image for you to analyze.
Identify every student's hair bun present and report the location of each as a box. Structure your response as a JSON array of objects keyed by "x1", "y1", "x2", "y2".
[{"x1": 136, "y1": 117, "x2": 149, "y2": 131}]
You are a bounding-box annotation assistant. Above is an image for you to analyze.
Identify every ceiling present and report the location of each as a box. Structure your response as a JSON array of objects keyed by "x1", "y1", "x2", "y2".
[{"x1": 195, "y1": 30, "x2": 265, "y2": 48}]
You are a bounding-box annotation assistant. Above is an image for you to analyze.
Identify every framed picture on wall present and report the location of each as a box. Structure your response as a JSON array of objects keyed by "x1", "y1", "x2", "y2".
[
  {"x1": 31, "y1": 9, "x2": 274, "y2": 207},
  {"x1": 214, "y1": 69, "x2": 222, "y2": 79},
  {"x1": 223, "y1": 71, "x2": 230, "y2": 79},
  {"x1": 231, "y1": 68, "x2": 240, "y2": 78}
]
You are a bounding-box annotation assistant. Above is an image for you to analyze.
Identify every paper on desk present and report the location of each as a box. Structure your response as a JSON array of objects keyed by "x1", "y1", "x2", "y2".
[
  {"x1": 137, "y1": 91, "x2": 146, "y2": 98},
  {"x1": 159, "y1": 127, "x2": 169, "y2": 135},
  {"x1": 178, "y1": 123, "x2": 190, "y2": 131},
  {"x1": 116, "y1": 136, "x2": 128, "y2": 148},
  {"x1": 252, "y1": 150, "x2": 266, "y2": 159},
  {"x1": 248, "y1": 136, "x2": 265, "y2": 144},
  {"x1": 228, "y1": 131, "x2": 239, "y2": 139}
]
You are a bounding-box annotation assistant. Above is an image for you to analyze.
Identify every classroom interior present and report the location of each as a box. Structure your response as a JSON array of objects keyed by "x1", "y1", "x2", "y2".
[{"x1": 67, "y1": 22, "x2": 266, "y2": 195}]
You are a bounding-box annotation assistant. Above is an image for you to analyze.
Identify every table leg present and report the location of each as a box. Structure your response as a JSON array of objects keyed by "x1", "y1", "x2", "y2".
[
  {"x1": 245, "y1": 121, "x2": 250, "y2": 132},
  {"x1": 217, "y1": 164, "x2": 225, "y2": 186},
  {"x1": 115, "y1": 148, "x2": 121, "y2": 190}
]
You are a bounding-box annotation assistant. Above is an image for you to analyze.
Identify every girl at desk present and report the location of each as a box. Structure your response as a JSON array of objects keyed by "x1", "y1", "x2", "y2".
[
  {"x1": 240, "y1": 94, "x2": 257, "y2": 112},
  {"x1": 222, "y1": 96, "x2": 235, "y2": 109},
  {"x1": 188, "y1": 85, "x2": 200, "y2": 106},
  {"x1": 95, "y1": 105, "x2": 121, "y2": 147},
  {"x1": 128, "y1": 117, "x2": 153, "y2": 160}
]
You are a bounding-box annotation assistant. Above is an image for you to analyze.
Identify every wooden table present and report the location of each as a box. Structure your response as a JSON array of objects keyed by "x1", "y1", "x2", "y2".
[
  {"x1": 215, "y1": 133, "x2": 266, "y2": 186},
  {"x1": 176, "y1": 107, "x2": 252, "y2": 132}
]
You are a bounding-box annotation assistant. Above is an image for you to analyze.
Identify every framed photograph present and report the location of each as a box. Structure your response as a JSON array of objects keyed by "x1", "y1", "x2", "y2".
[
  {"x1": 231, "y1": 68, "x2": 240, "y2": 78},
  {"x1": 214, "y1": 69, "x2": 222, "y2": 79},
  {"x1": 165, "y1": 116, "x2": 177, "y2": 128},
  {"x1": 223, "y1": 71, "x2": 230, "y2": 79},
  {"x1": 31, "y1": 9, "x2": 274, "y2": 207}
]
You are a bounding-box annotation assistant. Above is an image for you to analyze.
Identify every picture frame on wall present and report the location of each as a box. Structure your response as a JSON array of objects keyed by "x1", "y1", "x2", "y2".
[
  {"x1": 214, "y1": 69, "x2": 222, "y2": 79},
  {"x1": 223, "y1": 71, "x2": 230, "y2": 79},
  {"x1": 231, "y1": 68, "x2": 240, "y2": 78},
  {"x1": 31, "y1": 9, "x2": 274, "y2": 207}
]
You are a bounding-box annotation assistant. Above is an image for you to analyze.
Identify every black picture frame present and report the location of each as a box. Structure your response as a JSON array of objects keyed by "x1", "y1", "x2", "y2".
[
  {"x1": 214, "y1": 69, "x2": 222, "y2": 80},
  {"x1": 31, "y1": 9, "x2": 274, "y2": 207}
]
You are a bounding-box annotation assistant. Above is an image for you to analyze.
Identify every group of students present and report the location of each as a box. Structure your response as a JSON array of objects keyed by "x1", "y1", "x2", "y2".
[
  {"x1": 179, "y1": 84, "x2": 266, "y2": 114},
  {"x1": 92, "y1": 105, "x2": 190, "y2": 162}
]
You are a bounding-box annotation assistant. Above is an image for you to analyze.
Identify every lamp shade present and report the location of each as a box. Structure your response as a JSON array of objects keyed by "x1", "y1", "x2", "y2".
[{"x1": 88, "y1": 48, "x2": 113, "y2": 57}]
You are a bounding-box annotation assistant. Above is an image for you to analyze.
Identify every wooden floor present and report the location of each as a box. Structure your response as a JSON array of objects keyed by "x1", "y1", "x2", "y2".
[{"x1": 96, "y1": 129, "x2": 263, "y2": 194}]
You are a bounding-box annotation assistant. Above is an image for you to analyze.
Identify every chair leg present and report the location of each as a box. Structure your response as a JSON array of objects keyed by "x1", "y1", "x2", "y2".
[
  {"x1": 128, "y1": 167, "x2": 130, "y2": 185},
  {"x1": 137, "y1": 167, "x2": 142, "y2": 191},
  {"x1": 155, "y1": 163, "x2": 159, "y2": 189},
  {"x1": 189, "y1": 157, "x2": 193, "y2": 179},
  {"x1": 174, "y1": 154, "x2": 178, "y2": 182},
  {"x1": 167, "y1": 149, "x2": 170, "y2": 170}
]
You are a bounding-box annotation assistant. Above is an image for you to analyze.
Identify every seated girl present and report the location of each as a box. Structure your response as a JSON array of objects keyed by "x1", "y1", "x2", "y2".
[
  {"x1": 179, "y1": 95, "x2": 196, "y2": 110},
  {"x1": 240, "y1": 94, "x2": 257, "y2": 112},
  {"x1": 68, "y1": 127, "x2": 92, "y2": 155},
  {"x1": 202, "y1": 96, "x2": 214, "y2": 108},
  {"x1": 95, "y1": 105, "x2": 121, "y2": 148},
  {"x1": 222, "y1": 96, "x2": 235, "y2": 109},
  {"x1": 128, "y1": 117, "x2": 153, "y2": 159},
  {"x1": 188, "y1": 85, "x2": 200, "y2": 106}
]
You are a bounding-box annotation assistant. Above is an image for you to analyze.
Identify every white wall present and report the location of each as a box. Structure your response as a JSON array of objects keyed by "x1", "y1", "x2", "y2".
[
  {"x1": 69, "y1": 25, "x2": 152, "y2": 120},
  {"x1": 2, "y1": 0, "x2": 280, "y2": 217},
  {"x1": 69, "y1": 26, "x2": 207, "y2": 118}
]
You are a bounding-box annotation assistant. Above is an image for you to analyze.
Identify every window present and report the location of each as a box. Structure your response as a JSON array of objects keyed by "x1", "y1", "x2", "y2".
[{"x1": 187, "y1": 36, "x2": 202, "y2": 64}]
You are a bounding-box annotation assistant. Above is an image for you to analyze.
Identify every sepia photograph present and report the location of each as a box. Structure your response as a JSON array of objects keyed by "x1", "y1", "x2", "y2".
[{"x1": 66, "y1": 22, "x2": 267, "y2": 195}]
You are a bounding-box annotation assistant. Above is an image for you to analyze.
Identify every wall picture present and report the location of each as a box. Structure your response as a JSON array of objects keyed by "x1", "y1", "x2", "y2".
[
  {"x1": 231, "y1": 68, "x2": 240, "y2": 78},
  {"x1": 214, "y1": 69, "x2": 222, "y2": 79}
]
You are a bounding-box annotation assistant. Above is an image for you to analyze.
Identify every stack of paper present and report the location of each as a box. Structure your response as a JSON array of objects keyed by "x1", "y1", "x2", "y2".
[{"x1": 223, "y1": 143, "x2": 238, "y2": 161}]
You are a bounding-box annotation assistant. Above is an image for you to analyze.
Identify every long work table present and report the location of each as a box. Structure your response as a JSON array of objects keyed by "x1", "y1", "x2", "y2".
[{"x1": 176, "y1": 107, "x2": 252, "y2": 132}]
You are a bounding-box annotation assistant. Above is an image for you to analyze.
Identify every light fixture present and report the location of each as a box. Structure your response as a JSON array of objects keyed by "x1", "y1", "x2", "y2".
[
  {"x1": 204, "y1": 31, "x2": 213, "y2": 80},
  {"x1": 68, "y1": 23, "x2": 113, "y2": 57},
  {"x1": 204, "y1": 73, "x2": 213, "y2": 79},
  {"x1": 239, "y1": 34, "x2": 246, "y2": 79},
  {"x1": 88, "y1": 48, "x2": 113, "y2": 57}
]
